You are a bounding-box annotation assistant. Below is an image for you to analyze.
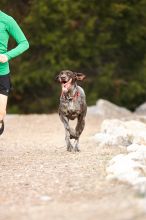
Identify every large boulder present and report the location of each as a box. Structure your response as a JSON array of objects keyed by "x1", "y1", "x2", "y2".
[
  {"x1": 106, "y1": 154, "x2": 144, "y2": 183},
  {"x1": 94, "y1": 118, "x2": 146, "y2": 195},
  {"x1": 106, "y1": 153, "x2": 146, "y2": 195},
  {"x1": 127, "y1": 143, "x2": 146, "y2": 153},
  {"x1": 135, "y1": 102, "x2": 146, "y2": 115},
  {"x1": 94, "y1": 119, "x2": 146, "y2": 147},
  {"x1": 87, "y1": 99, "x2": 132, "y2": 118}
]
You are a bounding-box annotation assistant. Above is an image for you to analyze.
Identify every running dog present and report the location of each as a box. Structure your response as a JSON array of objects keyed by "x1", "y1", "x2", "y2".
[{"x1": 56, "y1": 70, "x2": 87, "y2": 152}]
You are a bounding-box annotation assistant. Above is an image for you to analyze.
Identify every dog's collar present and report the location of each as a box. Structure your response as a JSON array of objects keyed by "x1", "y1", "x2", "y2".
[
  {"x1": 61, "y1": 90, "x2": 80, "y2": 101},
  {"x1": 69, "y1": 90, "x2": 80, "y2": 101}
]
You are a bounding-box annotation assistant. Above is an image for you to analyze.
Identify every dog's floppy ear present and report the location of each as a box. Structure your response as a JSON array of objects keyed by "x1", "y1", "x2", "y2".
[
  {"x1": 55, "y1": 74, "x2": 60, "y2": 82},
  {"x1": 74, "y1": 72, "x2": 86, "y2": 81}
]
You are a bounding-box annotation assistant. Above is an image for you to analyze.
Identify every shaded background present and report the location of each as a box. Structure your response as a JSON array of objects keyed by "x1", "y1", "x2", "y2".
[{"x1": 1, "y1": 0, "x2": 146, "y2": 113}]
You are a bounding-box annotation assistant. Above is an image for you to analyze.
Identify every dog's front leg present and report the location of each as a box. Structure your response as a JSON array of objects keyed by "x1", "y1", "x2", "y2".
[
  {"x1": 59, "y1": 113, "x2": 73, "y2": 151},
  {"x1": 65, "y1": 129, "x2": 73, "y2": 152},
  {"x1": 74, "y1": 113, "x2": 86, "y2": 151},
  {"x1": 74, "y1": 139, "x2": 80, "y2": 152},
  {"x1": 76, "y1": 114, "x2": 86, "y2": 137}
]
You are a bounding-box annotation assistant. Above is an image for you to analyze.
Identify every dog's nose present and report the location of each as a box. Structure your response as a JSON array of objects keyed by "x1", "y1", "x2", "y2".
[{"x1": 61, "y1": 76, "x2": 66, "y2": 81}]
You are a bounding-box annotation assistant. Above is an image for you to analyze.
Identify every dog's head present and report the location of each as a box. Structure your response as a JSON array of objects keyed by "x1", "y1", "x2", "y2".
[
  {"x1": 56, "y1": 70, "x2": 86, "y2": 83},
  {"x1": 56, "y1": 70, "x2": 86, "y2": 94}
]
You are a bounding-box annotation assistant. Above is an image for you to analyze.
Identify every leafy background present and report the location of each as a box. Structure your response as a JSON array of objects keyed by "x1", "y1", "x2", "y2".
[{"x1": 1, "y1": 0, "x2": 146, "y2": 113}]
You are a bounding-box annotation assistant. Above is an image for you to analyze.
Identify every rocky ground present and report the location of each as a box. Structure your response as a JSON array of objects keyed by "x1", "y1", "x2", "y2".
[{"x1": 0, "y1": 113, "x2": 146, "y2": 220}]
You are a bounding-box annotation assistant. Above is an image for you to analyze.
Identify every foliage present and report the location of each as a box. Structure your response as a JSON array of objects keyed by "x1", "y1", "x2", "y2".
[{"x1": 1, "y1": 0, "x2": 146, "y2": 113}]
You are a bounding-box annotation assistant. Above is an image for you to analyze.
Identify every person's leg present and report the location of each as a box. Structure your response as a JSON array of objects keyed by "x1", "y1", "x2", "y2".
[
  {"x1": 0, "y1": 94, "x2": 7, "y2": 120},
  {"x1": 0, "y1": 94, "x2": 8, "y2": 134},
  {"x1": 0, "y1": 74, "x2": 11, "y2": 135}
]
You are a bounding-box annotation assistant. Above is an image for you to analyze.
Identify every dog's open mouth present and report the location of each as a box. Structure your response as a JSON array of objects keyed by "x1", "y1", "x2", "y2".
[
  {"x1": 61, "y1": 78, "x2": 72, "y2": 93},
  {"x1": 61, "y1": 80, "x2": 67, "y2": 84}
]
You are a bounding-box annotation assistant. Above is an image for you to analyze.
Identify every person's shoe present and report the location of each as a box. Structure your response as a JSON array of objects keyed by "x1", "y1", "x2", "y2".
[{"x1": 0, "y1": 120, "x2": 4, "y2": 135}]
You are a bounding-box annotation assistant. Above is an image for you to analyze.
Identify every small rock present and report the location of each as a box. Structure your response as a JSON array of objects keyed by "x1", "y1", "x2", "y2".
[{"x1": 39, "y1": 195, "x2": 52, "y2": 201}]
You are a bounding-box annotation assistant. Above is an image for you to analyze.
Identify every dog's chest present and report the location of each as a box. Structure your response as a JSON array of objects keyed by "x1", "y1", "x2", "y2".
[{"x1": 60, "y1": 98, "x2": 83, "y2": 118}]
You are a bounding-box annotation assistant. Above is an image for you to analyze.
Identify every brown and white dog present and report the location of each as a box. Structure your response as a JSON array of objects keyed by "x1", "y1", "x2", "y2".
[{"x1": 56, "y1": 70, "x2": 87, "y2": 152}]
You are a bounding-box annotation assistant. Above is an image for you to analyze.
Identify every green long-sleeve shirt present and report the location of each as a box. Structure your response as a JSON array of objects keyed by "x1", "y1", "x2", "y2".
[{"x1": 0, "y1": 11, "x2": 29, "y2": 75}]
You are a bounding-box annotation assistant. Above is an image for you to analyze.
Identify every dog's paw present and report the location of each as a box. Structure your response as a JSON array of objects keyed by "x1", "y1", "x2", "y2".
[
  {"x1": 74, "y1": 148, "x2": 80, "y2": 152},
  {"x1": 67, "y1": 145, "x2": 73, "y2": 152}
]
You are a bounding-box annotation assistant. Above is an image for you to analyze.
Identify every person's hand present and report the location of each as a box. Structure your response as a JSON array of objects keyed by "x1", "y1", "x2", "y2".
[{"x1": 0, "y1": 54, "x2": 8, "y2": 63}]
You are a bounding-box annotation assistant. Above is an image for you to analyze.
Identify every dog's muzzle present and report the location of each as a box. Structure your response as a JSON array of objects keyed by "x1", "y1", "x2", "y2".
[{"x1": 61, "y1": 78, "x2": 72, "y2": 94}]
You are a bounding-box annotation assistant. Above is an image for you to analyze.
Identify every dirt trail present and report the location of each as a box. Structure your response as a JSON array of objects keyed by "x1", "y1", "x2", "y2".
[{"x1": 0, "y1": 114, "x2": 145, "y2": 220}]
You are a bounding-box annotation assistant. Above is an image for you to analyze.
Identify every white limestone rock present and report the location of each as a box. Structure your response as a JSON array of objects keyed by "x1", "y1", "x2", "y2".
[
  {"x1": 87, "y1": 99, "x2": 132, "y2": 118},
  {"x1": 127, "y1": 151, "x2": 146, "y2": 162},
  {"x1": 127, "y1": 144, "x2": 146, "y2": 152},
  {"x1": 95, "y1": 118, "x2": 146, "y2": 195},
  {"x1": 135, "y1": 102, "x2": 146, "y2": 115},
  {"x1": 107, "y1": 154, "x2": 145, "y2": 185},
  {"x1": 94, "y1": 119, "x2": 146, "y2": 147}
]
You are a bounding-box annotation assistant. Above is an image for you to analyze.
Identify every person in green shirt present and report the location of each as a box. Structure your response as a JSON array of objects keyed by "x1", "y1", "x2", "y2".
[{"x1": 0, "y1": 10, "x2": 29, "y2": 134}]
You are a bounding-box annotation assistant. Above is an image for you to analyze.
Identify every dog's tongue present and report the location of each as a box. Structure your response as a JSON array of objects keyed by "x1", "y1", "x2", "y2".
[{"x1": 61, "y1": 79, "x2": 72, "y2": 93}]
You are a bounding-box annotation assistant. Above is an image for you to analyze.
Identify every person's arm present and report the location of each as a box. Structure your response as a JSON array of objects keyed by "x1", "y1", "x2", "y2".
[{"x1": 5, "y1": 17, "x2": 29, "y2": 60}]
